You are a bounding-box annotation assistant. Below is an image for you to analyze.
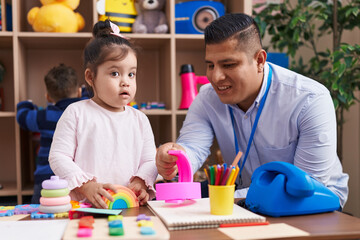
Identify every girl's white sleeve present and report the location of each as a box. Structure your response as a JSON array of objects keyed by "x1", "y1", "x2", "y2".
[{"x1": 49, "y1": 107, "x2": 95, "y2": 190}]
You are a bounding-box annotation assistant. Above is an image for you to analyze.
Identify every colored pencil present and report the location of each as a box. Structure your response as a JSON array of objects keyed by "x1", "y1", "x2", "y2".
[
  {"x1": 231, "y1": 151, "x2": 243, "y2": 167},
  {"x1": 231, "y1": 166, "x2": 240, "y2": 185},
  {"x1": 219, "y1": 221, "x2": 270, "y2": 228},
  {"x1": 226, "y1": 167, "x2": 236, "y2": 185},
  {"x1": 221, "y1": 167, "x2": 231, "y2": 185}
]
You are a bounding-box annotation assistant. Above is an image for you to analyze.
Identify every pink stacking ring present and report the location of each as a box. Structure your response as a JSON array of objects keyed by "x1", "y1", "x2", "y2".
[
  {"x1": 156, "y1": 150, "x2": 201, "y2": 202},
  {"x1": 42, "y1": 176, "x2": 68, "y2": 189},
  {"x1": 40, "y1": 195, "x2": 71, "y2": 206}
]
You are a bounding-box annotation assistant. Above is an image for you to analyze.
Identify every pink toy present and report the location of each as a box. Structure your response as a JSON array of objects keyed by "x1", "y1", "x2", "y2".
[
  {"x1": 77, "y1": 228, "x2": 92, "y2": 237},
  {"x1": 155, "y1": 150, "x2": 201, "y2": 203},
  {"x1": 179, "y1": 64, "x2": 209, "y2": 109},
  {"x1": 40, "y1": 195, "x2": 71, "y2": 206},
  {"x1": 42, "y1": 175, "x2": 68, "y2": 189}
]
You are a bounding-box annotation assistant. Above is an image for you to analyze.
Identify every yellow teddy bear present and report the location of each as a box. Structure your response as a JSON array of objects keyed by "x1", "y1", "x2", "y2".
[{"x1": 27, "y1": 0, "x2": 85, "y2": 33}]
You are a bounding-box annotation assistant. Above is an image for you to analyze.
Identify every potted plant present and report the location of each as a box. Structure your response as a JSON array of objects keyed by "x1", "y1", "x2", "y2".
[{"x1": 253, "y1": 0, "x2": 360, "y2": 160}]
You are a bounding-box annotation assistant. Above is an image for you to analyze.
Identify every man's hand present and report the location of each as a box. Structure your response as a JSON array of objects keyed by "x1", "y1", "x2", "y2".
[
  {"x1": 128, "y1": 177, "x2": 149, "y2": 205},
  {"x1": 77, "y1": 180, "x2": 117, "y2": 209},
  {"x1": 156, "y1": 142, "x2": 185, "y2": 180}
]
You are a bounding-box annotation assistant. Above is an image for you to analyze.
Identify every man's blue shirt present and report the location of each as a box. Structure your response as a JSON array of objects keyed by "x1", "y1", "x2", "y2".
[{"x1": 177, "y1": 62, "x2": 349, "y2": 207}]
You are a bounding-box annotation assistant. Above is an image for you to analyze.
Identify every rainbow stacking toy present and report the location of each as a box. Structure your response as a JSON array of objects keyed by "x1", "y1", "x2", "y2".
[{"x1": 103, "y1": 185, "x2": 139, "y2": 209}]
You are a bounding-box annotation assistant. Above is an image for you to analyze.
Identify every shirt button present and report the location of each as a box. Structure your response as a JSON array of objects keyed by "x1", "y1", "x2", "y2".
[{"x1": 244, "y1": 115, "x2": 248, "y2": 119}]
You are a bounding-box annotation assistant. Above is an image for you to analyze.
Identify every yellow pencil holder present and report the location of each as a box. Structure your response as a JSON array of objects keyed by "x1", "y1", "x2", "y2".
[{"x1": 208, "y1": 184, "x2": 235, "y2": 215}]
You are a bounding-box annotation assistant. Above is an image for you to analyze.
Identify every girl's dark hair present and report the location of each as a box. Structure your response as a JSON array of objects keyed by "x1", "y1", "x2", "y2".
[
  {"x1": 83, "y1": 20, "x2": 138, "y2": 78},
  {"x1": 204, "y1": 13, "x2": 262, "y2": 58}
]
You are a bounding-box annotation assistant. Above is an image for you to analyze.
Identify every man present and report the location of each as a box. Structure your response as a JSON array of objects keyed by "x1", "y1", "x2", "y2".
[{"x1": 156, "y1": 13, "x2": 348, "y2": 208}]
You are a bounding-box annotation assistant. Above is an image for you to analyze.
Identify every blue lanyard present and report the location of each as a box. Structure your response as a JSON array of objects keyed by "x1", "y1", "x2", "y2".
[{"x1": 228, "y1": 65, "x2": 273, "y2": 180}]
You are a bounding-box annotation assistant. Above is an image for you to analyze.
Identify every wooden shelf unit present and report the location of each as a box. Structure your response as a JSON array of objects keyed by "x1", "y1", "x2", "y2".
[{"x1": 0, "y1": 0, "x2": 251, "y2": 204}]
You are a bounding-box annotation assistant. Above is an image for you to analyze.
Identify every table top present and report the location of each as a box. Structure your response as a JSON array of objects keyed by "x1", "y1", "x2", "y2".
[
  {"x1": 13, "y1": 203, "x2": 360, "y2": 240},
  {"x1": 120, "y1": 205, "x2": 360, "y2": 240}
]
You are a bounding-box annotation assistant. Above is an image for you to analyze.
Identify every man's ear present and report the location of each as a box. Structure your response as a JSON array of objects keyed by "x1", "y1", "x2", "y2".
[
  {"x1": 84, "y1": 68, "x2": 94, "y2": 87},
  {"x1": 255, "y1": 49, "x2": 267, "y2": 73}
]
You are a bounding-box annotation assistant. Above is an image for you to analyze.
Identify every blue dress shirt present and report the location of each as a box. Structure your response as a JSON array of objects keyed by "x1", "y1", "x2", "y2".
[{"x1": 177, "y1": 62, "x2": 349, "y2": 207}]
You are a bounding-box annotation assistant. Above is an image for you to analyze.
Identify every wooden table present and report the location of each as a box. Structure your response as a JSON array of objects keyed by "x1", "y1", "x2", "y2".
[{"x1": 120, "y1": 205, "x2": 360, "y2": 240}]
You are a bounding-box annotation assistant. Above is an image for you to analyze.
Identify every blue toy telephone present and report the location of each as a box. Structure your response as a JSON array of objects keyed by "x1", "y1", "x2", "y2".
[{"x1": 245, "y1": 161, "x2": 340, "y2": 217}]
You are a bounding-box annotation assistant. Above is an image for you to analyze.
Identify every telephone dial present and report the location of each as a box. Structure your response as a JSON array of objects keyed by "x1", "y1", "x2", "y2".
[{"x1": 245, "y1": 161, "x2": 340, "y2": 217}]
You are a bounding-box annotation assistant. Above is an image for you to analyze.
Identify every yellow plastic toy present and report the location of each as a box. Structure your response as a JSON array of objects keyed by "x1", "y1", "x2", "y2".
[
  {"x1": 97, "y1": 0, "x2": 137, "y2": 33},
  {"x1": 27, "y1": 0, "x2": 85, "y2": 33}
]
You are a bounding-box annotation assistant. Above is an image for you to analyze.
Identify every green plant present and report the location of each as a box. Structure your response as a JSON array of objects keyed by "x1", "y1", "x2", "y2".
[{"x1": 253, "y1": 0, "x2": 360, "y2": 160}]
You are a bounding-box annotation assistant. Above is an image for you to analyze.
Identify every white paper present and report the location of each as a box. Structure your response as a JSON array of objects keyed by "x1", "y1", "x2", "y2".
[{"x1": 0, "y1": 219, "x2": 69, "y2": 240}]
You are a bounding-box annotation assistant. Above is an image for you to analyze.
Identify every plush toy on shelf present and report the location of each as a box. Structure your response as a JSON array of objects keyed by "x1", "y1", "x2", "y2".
[
  {"x1": 132, "y1": 0, "x2": 168, "y2": 34},
  {"x1": 27, "y1": 0, "x2": 85, "y2": 33},
  {"x1": 97, "y1": 0, "x2": 137, "y2": 33}
]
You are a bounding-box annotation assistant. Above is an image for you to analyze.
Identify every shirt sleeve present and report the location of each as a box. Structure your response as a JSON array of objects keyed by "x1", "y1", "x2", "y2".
[
  {"x1": 16, "y1": 101, "x2": 40, "y2": 132},
  {"x1": 131, "y1": 113, "x2": 158, "y2": 200},
  {"x1": 295, "y1": 92, "x2": 348, "y2": 207},
  {"x1": 176, "y1": 88, "x2": 215, "y2": 173},
  {"x1": 49, "y1": 106, "x2": 95, "y2": 190}
]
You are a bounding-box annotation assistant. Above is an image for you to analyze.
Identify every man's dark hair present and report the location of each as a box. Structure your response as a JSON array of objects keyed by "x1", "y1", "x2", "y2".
[
  {"x1": 44, "y1": 63, "x2": 79, "y2": 102},
  {"x1": 205, "y1": 13, "x2": 262, "y2": 57}
]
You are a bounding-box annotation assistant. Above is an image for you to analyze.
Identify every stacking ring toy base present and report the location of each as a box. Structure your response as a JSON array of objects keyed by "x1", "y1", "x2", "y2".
[
  {"x1": 156, "y1": 182, "x2": 201, "y2": 203},
  {"x1": 39, "y1": 203, "x2": 72, "y2": 214},
  {"x1": 155, "y1": 150, "x2": 201, "y2": 202}
]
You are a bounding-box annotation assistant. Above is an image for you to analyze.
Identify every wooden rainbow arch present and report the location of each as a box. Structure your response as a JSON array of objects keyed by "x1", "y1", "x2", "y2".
[{"x1": 104, "y1": 185, "x2": 139, "y2": 209}]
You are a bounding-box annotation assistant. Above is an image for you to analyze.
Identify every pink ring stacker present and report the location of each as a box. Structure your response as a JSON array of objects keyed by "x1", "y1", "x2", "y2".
[
  {"x1": 40, "y1": 195, "x2": 71, "y2": 206},
  {"x1": 42, "y1": 176, "x2": 68, "y2": 190},
  {"x1": 156, "y1": 150, "x2": 201, "y2": 203}
]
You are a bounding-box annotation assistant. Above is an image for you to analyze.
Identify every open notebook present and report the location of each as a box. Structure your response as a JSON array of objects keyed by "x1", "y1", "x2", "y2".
[{"x1": 147, "y1": 198, "x2": 266, "y2": 230}]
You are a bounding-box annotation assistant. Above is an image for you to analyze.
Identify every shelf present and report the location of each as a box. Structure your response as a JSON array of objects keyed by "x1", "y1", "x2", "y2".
[
  {"x1": 0, "y1": 112, "x2": 15, "y2": 117},
  {"x1": 0, "y1": 33, "x2": 12, "y2": 48},
  {"x1": 18, "y1": 33, "x2": 92, "y2": 49},
  {"x1": 141, "y1": 109, "x2": 172, "y2": 115},
  {"x1": 0, "y1": 0, "x2": 250, "y2": 205},
  {"x1": 21, "y1": 187, "x2": 34, "y2": 196},
  {"x1": 0, "y1": 182, "x2": 17, "y2": 196},
  {"x1": 175, "y1": 110, "x2": 188, "y2": 115}
]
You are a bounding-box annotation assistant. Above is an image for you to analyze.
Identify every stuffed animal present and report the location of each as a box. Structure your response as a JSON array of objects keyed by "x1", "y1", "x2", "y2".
[
  {"x1": 97, "y1": 0, "x2": 137, "y2": 33},
  {"x1": 132, "y1": 0, "x2": 168, "y2": 34},
  {"x1": 27, "y1": 0, "x2": 85, "y2": 33}
]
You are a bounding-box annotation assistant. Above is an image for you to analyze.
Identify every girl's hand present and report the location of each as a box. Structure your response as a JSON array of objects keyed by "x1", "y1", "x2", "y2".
[
  {"x1": 78, "y1": 180, "x2": 117, "y2": 209},
  {"x1": 128, "y1": 177, "x2": 149, "y2": 205}
]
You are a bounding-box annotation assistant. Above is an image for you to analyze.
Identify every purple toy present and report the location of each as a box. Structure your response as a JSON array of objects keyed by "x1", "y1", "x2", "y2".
[
  {"x1": 136, "y1": 214, "x2": 151, "y2": 221},
  {"x1": 179, "y1": 64, "x2": 209, "y2": 109},
  {"x1": 155, "y1": 150, "x2": 201, "y2": 203},
  {"x1": 42, "y1": 175, "x2": 68, "y2": 189},
  {"x1": 14, "y1": 204, "x2": 40, "y2": 215}
]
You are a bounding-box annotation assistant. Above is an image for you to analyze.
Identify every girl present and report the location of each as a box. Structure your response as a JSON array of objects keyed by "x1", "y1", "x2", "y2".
[{"x1": 49, "y1": 20, "x2": 158, "y2": 208}]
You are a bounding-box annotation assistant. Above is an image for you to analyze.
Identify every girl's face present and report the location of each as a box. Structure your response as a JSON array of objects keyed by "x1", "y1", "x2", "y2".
[{"x1": 85, "y1": 51, "x2": 137, "y2": 112}]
